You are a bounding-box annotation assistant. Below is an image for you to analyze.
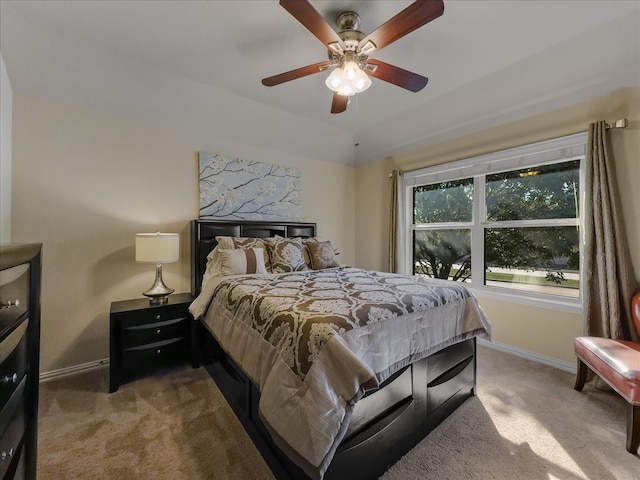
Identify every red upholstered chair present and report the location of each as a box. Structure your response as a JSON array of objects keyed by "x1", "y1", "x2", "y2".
[{"x1": 574, "y1": 292, "x2": 640, "y2": 454}]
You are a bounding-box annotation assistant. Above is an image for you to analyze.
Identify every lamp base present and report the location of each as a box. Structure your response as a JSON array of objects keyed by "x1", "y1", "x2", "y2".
[{"x1": 142, "y1": 264, "x2": 175, "y2": 305}]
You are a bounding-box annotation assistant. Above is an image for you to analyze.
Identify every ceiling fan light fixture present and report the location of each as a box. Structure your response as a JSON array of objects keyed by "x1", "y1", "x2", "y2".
[
  {"x1": 325, "y1": 59, "x2": 372, "y2": 96},
  {"x1": 264, "y1": 0, "x2": 444, "y2": 113}
]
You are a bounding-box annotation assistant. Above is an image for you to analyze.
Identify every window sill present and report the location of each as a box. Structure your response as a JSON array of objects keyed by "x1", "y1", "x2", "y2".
[{"x1": 469, "y1": 285, "x2": 583, "y2": 314}]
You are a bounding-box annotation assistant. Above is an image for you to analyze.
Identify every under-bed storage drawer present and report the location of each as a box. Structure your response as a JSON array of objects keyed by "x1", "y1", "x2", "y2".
[
  {"x1": 426, "y1": 339, "x2": 475, "y2": 414},
  {"x1": 427, "y1": 339, "x2": 474, "y2": 384},
  {"x1": 344, "y1": 364, "x2": 414, "y2": 442}
]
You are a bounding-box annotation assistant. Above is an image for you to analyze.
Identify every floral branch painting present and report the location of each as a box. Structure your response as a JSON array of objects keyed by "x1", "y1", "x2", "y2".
[{"x1": 199, "y1": 152, "x2": 302, "y2": 221}]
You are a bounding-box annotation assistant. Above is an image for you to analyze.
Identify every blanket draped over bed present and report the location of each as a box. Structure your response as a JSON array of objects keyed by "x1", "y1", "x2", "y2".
[{"x1": 190, "y1": 267, "x2": 490, "y2": 479}]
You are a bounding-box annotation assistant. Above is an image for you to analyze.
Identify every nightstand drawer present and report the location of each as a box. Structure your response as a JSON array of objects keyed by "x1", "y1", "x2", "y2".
[
  {"x1": 0, "y1": 377, "x2": 26, "y2": 480},
  {"x1": 122, "y1": 316, "x2": 188, "y2": 348},
  {"x1": 0, "y1": 264, "x2": 29, "y2": 333},
  {"x1": 0, "y1": 321, "x2": 28, "y2": 410},
  {"x1": 122, "y1": 337, "x2": 187, "y2": 370},
  {"x1": 118, "y1": 306, "x2": 189, "y2": 329}
]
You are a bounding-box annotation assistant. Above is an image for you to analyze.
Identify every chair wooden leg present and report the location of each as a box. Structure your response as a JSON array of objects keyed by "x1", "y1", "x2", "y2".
[
  {"x1": 627, "y1": 404, "x2": 640, "y2": 454},
  {"x1": 574, "y1": 358, "x2": 589, "y2": 391}
]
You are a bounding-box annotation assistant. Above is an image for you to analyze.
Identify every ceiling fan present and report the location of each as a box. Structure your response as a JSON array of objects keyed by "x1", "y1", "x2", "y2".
[{"x1": 262, "y1": 0, "x2": 445, "y2": 114}]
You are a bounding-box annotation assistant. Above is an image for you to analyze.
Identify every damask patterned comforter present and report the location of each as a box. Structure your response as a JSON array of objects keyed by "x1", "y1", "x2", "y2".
[{"x1": 190, "y1": 267, "x2": 490, "y2": 479}]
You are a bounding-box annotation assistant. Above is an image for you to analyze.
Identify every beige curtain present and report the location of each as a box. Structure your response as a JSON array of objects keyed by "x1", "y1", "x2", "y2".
[
  {"x1": 389, "y1": 170, "x2": 399, "y2": 273},
  {"x1": 584, "y1": 121, "x2": 639, "y2": 341}
]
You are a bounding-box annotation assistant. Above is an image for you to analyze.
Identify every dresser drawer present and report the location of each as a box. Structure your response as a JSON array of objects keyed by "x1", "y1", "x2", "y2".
[
  {"x1": 0, "y1": 438, "x2": 24, "y2": 480},
  {"x1": 0, "y1": 265, "x2": 29, "y2": 335},
  {"x1": 121, "y1": 316, "x2": 188, "y2": 348},
  {"x1": 0, "y1": 321, "x2": 28, "y2": 410},
  {"x1": 0, "y1": 377, "x2": 26, "y2": 480},
  {"x1": 4, "y1": 440, "x2": 25, "y2": 480}
]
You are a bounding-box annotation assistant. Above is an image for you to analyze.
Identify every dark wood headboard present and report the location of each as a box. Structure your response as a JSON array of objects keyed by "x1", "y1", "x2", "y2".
[{"x1": 190, "y1": 219, "x2": 317, "y2": 296}]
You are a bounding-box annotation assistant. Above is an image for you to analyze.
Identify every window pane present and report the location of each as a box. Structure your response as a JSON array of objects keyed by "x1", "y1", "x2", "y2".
[
  {"x1": 484, "y1": 226, "x2": 580, "y2": 297},
  {"x1": 413, "y1": 178, "x2": 473, "y2": 224},
  {"x1": 414, "y1": 229, "x2": 471, "y2": 282},
  {"x1": 486, "y1": 160, "x2": 580, "y2": 221}
]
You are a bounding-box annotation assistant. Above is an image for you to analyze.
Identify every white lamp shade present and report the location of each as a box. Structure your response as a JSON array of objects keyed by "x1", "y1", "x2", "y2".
[{"x1": 135, "y1": 233, "x2": 179, "y2": 264}]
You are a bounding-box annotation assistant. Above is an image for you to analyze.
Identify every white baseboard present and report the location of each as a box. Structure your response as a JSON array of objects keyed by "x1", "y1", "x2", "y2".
[
  {"x1": 478, "y1": 338, "x2": 576, "y2": 374},
  {"x1": 40, "y1": 358, "x2": 109, "y2": 382}
]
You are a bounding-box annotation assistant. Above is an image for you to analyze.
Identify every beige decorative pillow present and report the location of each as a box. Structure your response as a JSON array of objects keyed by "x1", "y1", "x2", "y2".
[
  {"x1": 218, "y1": 248, "x2": 267, "y2": 276},
  {"x1": 215, "y1": 236, "x2": 235, "y2": 250},
  {"x1": 302, "y1": 237, "x2": 324, "y2": 269},
  {"x1": 307, "y1": 240, "x2": 340, "y2": 270},
  {"x1": 265, "y1": 237, "x2": 307, "y2": 273},
  {"x1": 215, "y1": 236, "x2": 272, "y2": 272}
]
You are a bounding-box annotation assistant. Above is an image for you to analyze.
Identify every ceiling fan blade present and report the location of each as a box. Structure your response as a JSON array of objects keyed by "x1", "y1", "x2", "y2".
[
  {"x1": 367, "y1": 60, "x2": 428, "y2": 92},
  {"x1": 262, "y1": 61, "x2": 333, "y2": 87},
  {"x1": 331, "y1": 93, "x2": 348, "y2": 114},
  {"x1": 279, "y1": 0, "x2": 344, "y2": 49},
  {"x1": 359, "y1": 0, "x2": 444, "y2": 53}
]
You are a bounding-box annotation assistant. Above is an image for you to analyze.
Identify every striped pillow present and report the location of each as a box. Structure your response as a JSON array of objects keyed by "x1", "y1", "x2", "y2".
[
  {"x1": 218, "y1": 248, "x2": 267, "y2": 276},
  {"x1": 215, "y1": 236, "x2": 272, "y2": 272}
]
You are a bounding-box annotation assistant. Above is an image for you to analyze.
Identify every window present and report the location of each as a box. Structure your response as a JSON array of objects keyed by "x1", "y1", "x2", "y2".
[{"x1": 404, "y1": 133, "x2": 586, "y2": 308}]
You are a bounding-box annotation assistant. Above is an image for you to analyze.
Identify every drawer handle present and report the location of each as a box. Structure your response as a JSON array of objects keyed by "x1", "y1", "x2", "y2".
[
  {"x1": 156, "y1": 329, "x2": 161, "y2": 334},
  {"x1": 0, "y1": 299, "x2": 20, "y2": 309},
  {"x1": 156, "y1": 315, "x2": 161, "y2": 320},
  {"x1": 156, "y1": 349, "x2": 161, "y2": 354},
  {"x1": 1, "y1": 373, "x2": 18, "y2": 384},
  {"x1": 1, "y1": 448, "x2": 14, "y2": 461}
]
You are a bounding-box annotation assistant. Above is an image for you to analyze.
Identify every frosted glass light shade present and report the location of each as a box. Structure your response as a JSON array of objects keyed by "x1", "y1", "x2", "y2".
[
  {"x1": 325, "y1": 61, "x2": 372, "y2": 97},
  {"x1": 135, "y1": 232, "x2": 179, "y2": 264}
]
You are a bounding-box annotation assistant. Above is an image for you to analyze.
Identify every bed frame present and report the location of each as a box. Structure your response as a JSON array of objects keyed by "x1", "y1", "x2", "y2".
[{"x1": 190, "y1": 219, "x2": 476, "y2": 480}]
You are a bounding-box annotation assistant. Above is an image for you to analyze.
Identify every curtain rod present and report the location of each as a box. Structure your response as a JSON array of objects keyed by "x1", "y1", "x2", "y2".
[{"x1": 605, "y1": 118, "x2": 628, "y2": 129}]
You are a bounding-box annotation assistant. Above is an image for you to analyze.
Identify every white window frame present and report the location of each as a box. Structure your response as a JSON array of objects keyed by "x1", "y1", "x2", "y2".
[{"x1": 403, "y1": 133, "x2": 587, "y2": 313}]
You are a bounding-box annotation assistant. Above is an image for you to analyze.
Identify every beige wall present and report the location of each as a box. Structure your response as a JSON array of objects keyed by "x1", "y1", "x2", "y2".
[
  {"x1": 12, "y1": 94, "x2": 355, "y2": 373},
  {"x1": 0, "y1": 52, "x2": 12, "y2": 243},
  {"x1": 355, "y1": 86, "x2": 640, "y2": 365},
  {"x1": 11, "y1": 85, "x2": 639, "y2": 372}
]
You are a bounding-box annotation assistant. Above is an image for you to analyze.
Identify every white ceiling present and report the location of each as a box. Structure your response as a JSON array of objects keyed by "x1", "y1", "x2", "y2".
[{"x1": 1, "y1": 0, "x2": 639, "y2": 165}]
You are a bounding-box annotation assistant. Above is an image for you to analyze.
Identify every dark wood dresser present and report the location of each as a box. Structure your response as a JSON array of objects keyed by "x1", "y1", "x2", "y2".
[{"x1": 0, "y1": 244, "x2": 42, "y2": 480}]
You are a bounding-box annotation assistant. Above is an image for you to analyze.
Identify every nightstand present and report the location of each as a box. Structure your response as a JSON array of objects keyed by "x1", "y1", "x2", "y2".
[{"x1": 109, "y1": 292, "x2": 194, "y2": 392}]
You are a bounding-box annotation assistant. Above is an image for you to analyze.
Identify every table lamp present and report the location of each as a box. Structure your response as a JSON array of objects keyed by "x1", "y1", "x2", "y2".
[{"x1": 135, "y1": 232, "x2": 179, "y2": 305}]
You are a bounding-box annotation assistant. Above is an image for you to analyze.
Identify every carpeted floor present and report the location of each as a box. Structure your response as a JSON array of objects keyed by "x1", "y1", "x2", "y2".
[{"x1": 37, "y1": 346, "x2": 639, "y2": 479}]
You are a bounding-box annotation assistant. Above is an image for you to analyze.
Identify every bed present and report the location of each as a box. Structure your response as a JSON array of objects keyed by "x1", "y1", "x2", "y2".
[{"x1": 189, "y1": 219, "x2": 490, "y2": 480}]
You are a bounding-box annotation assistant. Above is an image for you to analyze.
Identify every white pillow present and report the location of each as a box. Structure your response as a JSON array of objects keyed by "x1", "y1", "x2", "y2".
[{"x1": 218, "y1": 247, "x2": 268, "y2": 276}]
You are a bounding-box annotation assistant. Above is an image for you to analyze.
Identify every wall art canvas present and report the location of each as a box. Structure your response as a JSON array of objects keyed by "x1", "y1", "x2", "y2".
[{"x1": 199, "y1": 152, "x2": 302, "y2": 220}]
